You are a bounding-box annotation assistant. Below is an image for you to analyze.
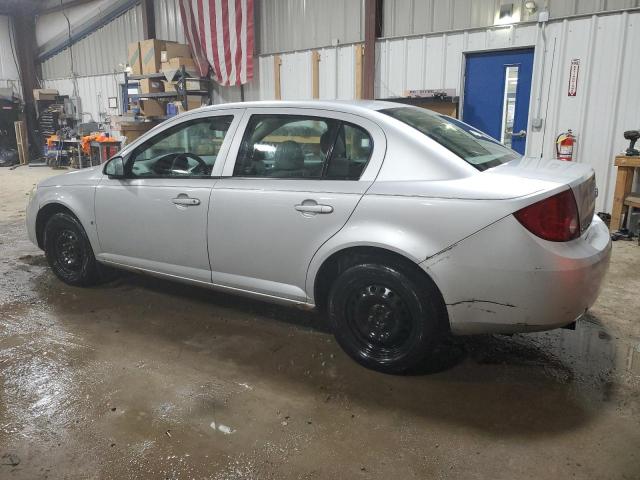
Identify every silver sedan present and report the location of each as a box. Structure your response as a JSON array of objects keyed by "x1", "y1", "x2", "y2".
[{"x1": 26, "y1": 101, "x2": 611, "y2": 372}]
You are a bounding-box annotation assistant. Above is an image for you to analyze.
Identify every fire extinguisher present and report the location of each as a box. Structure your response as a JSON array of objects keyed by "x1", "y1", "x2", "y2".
[{"x1": 556, "y1": 129, "x2": 576, "y2": 161}]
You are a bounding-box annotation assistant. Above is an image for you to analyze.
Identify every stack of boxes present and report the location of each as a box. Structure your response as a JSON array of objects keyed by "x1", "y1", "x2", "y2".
[{"x1": 127, "y1": 39, "x2": 204, "y2": 117}]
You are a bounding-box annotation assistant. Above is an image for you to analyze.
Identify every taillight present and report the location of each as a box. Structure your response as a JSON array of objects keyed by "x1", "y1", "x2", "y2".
[{"x1": 514, "y1": 189, "x2": 580, "y2": 242}]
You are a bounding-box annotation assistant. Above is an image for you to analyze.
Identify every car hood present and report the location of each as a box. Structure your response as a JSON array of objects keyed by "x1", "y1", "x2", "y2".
[{"x1": 38, "y1": 165, "x2": 104, "y2": 187}]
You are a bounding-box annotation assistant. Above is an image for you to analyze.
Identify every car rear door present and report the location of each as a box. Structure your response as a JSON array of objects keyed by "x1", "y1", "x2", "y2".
[
  {"x1": 94, "y1": 109, "x2": 243, "y2": 283},
  {"x1": 208, "y1": 107, "x2": 386, "y2": 301}
]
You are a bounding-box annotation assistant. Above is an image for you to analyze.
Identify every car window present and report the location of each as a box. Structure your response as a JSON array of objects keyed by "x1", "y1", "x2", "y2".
[
  {"x1": 234, "y1": 115, "x2": 336, "y2": 178},
  {"x1": 380, "y1": 106, "x2": 519, "y2": 171},
  {"x1": 325, "y1": 123, "x2": 373, "y2": 180},
  {"x1": 233, "y1": 114, "x2": 373, "y2": 180},
  {"x1": 128, "y1": 116, "x2": 233, "y2": 177}
]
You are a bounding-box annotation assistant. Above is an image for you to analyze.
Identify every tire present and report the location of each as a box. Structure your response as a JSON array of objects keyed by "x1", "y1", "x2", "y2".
[
  {"x1": 327, "y1": 261, "x2": 446, "y2": 373},
  {"x1": 43, "y1": 212, "x2": 102, "y2": 287}
]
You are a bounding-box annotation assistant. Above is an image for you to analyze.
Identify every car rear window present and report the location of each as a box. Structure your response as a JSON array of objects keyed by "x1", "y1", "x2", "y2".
[{"x1": 380, "y1": 107, "x2": 519, "y2": 171}]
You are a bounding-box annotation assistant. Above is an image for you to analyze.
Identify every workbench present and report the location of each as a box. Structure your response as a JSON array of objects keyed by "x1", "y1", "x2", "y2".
[{"x1": 610, "y1": 155, "x2": 640, "y2": 231}]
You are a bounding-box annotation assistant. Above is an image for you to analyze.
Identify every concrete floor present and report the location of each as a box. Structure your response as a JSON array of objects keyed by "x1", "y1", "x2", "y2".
[{"x1": 1, "y1": 166, "x2": 639, "y2": 479}]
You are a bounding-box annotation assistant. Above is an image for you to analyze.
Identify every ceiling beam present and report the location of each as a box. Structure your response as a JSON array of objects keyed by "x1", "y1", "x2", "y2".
[{"x1": 37, "y1": 0, "x2": 98, "y2": 16}]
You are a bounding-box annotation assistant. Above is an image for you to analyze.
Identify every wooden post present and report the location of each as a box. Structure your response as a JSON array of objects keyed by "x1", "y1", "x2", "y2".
[
  {"x1": 610, "y1": 155, "x2": 640, "y2": 231},
  {"x1": 354, "y1": 44, "x2": 364, "y2": 99},
  {"x1": 14, "y1": 121, "x2": 28, "y2": 165},
  {"x1": 362, "y1": 0, "x2": 381, "y2": 99},
  {"x1": 274, "y1": 55, "x2": 282, "y2": 100},
  {"x1": 311, "y1": 51, "x2": 320, "y2": 99}
]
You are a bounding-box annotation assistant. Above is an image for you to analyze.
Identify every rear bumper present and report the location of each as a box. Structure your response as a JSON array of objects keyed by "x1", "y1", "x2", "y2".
[{"x1": 421, "y1": 214, "x2": 611, "y2": 335}]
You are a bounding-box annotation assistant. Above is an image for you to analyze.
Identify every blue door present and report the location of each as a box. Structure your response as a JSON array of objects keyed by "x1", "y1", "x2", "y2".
[{"x1": 462, "y1": 49, "x2": 534, "y2": 155}]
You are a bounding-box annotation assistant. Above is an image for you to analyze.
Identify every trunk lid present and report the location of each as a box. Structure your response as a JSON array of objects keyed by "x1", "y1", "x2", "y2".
[{"x1": 489, "y1": 157, "x2": 596, "y2": 233}]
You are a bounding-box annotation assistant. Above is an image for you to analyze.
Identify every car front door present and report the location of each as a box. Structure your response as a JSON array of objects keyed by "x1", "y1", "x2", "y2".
[
  {"x1": 94, "y1": 110, "x2": 242, "y2": 283},
  {"x1": 208, "y1": 108, "x2": 386, "y2": 301}
]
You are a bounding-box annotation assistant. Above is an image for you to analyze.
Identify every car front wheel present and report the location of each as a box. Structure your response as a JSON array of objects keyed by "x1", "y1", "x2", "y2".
[
  {"x1": 43, "y1": 212, "x2": 102, "y2": 286},
  {"x1": 327, "y1": 261, "x2": 446, "y2": 373}
]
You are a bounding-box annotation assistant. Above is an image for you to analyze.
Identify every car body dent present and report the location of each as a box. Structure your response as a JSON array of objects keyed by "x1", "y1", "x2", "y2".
[{"x1": 420, "y1": 214, "x2": 611, "y2": 334}]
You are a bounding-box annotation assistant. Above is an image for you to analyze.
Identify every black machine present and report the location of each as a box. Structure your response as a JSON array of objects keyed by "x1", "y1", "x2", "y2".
[
  {"x1": 624, "y1": 130, "x2": 640, "y2": 156},
  {"x1": 0, "y1": 92, "x2": 21, "y2": 167},
  {"x1": 0, "y1": 96, "x2": 20, "y2": 150}
]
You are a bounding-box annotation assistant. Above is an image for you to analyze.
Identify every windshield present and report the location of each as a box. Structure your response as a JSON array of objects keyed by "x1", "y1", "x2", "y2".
[{"x1": 380, "y1": 107, "x2": 520, "y2": 171}]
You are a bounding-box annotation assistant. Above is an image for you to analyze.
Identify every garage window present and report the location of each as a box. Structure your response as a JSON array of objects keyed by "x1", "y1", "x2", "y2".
[{"x1": 233, "y1": 114, "x2": 373, "y2": 180}]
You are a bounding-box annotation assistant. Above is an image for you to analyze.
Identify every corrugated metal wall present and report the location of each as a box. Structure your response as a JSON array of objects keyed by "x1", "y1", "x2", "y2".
[
  {"x1": 43, "y1": 74, "x2": 124, "y2": 123},
  {"x1": 256, "y1": 0, "x2": 365, "y2": 54},
  {"x1": 38, "y1": 5, "x2": 143, "y2": 122},
  {"x1": 383, "y1": 0, "x2": 640, "y2": 37},
  {"x1": 154, "y1": 0, "x2": 364, "y2": 55},
  {"x1": 259, "y1": 10, "x2": 640, "y2": 213},
  {"x1": 40, "y1": 5, "x2": 144, "y2": 79},
  {"x1": 0, "y1": 16, "x2": 22, "y2": 97},
  {"x1": 154, "y1": 0, "x2": 186, "y2": 44}
]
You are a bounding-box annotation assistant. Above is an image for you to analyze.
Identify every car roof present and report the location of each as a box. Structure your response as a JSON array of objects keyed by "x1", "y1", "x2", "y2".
[{"x1": 196, "y1": 99, "x2": 406, "y2": 116}]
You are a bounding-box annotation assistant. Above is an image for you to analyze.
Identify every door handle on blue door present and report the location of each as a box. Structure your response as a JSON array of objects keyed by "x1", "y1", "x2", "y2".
[
  {"x1": 512, "y1": 130, "x2": 527, "y2": 138},
  {"x1": 295, "y1": 201, "x2": 333, "y2": 214},
  {"x1": 172, "y1": 195, "x2": 201, "y2": 206}
]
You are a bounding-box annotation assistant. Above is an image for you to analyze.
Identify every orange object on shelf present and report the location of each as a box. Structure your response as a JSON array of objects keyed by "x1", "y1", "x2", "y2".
[
  {"x1": 46, "y1": 135, "x2": 59, "y2": 149},
  {"x1": 81, "y1": 133, "x2": 118, "y2": 154}
]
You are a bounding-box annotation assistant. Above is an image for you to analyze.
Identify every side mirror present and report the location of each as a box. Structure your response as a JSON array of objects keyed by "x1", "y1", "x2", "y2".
[{"x1": 104, "y1": 156, "x2": 125, "y2": 178}]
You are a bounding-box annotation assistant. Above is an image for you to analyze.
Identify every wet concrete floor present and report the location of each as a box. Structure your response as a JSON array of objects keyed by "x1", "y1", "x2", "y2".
[{"x1": 1, "y1": 167, "x2": 639, "y2": 479}]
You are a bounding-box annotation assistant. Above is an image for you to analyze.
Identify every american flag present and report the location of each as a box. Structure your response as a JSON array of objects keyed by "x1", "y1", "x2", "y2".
[{"x1": 178, "y1": 0, "x2": 254, "y2": 86}]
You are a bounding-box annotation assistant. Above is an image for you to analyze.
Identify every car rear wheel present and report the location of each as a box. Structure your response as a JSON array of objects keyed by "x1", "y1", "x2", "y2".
[
  {"x1": 44, "y1": 212, "x2": 103, "y2": 286},
  {"x1": 327, "y1": 261, "x2": 446, "y2": 373}
]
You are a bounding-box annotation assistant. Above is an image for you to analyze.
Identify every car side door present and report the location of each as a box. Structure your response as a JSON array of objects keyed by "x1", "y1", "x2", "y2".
[
  {"x1": 208, "y1": 107, "x2": 386, "y2": 301},
  {"x1": 94, "y1": 109, "x2": 243, "y2": 283}
]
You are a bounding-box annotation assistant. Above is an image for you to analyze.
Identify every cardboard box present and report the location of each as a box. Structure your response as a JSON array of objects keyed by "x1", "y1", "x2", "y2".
[
  {"x1": 161, "y1": 42, "x2": 192, "y2": 63},
  {"x1": 184, "y1": 95, "x2": 202, "y2": 110},
  {"x1": 162, "y1": 79, "x2": 206, "y2": 93},
  {"x1": 163, "y1": 81, "x2": 177, "y2": 93},
  {"x1": 172, "y1": 96, "x2": 202, "y2": 114},
  {"x1": 139, "y1": 99, "x2": 166, "y2": 117},
  {"x1": 128, "y1": 41, "x2": 142, "y2": 75},
  {"x1": 33, "y1": 89, "x2": 59, "y2": 101},
  {"x1": 139, "y1": 79, "x2": 164, "y2": 94},
  {"x1": 161, "y1": 57, "x2": 198, "y2": 79},
  {"x1": 184, "y1": 79, "x2": 207, "y2": 91},
  {"x1": 140, "y1": 39, "x2": 167, "y2": 74}
]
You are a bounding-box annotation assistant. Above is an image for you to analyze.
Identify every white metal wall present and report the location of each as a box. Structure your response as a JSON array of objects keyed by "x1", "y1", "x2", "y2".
[
  {"x1": 43, "y1": 74, "x2": 124, "y2": 123},
  {"x1": 154, "y1": 0, "x2": 186, "y2": 44},
  {"x1": 0, "y1": 16, "x2": 22, "y2": 97},
  {"x1": 383, "y1": 0, "x2": 640, "y2": 37},
  {"x1": 40, "y1": 5, "x2": 144, "y2": 80},
  {"x1": 256, "y1": 0, "x2": 365, "y2": 54},
  {"x1": 259, "y1": 10, "x2": 640, "y2": 213}
]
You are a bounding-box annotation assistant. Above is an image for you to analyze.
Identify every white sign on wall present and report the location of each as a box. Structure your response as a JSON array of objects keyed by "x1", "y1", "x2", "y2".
[{"x1": 568, "y1": 59, "x2": 580, "y2": 97}]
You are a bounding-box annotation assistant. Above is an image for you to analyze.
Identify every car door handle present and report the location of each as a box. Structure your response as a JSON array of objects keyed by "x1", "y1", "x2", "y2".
[
  {"x1": 512, "y1": 129, "x2": 527, "y2": 138},
  {"x1": 295, "y1": 204, "x2": 333, "y2": 214},
  {"x1": 172, "y1": 196, "x2": 201, "y2": 206}
]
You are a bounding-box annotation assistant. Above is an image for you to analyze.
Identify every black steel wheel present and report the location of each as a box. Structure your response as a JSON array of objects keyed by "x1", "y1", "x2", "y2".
[
  {"x1": 328, "y1": 261, "x2": 446, "y2": 373},
  {"x1": 44, "y1": 212, "x2": 101, "y2": 286}
]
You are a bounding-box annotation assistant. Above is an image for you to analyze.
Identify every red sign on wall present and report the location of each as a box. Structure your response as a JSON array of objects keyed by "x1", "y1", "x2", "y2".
[{"x1": 568, "y1": 59, "x2": 580, "y2": 97}]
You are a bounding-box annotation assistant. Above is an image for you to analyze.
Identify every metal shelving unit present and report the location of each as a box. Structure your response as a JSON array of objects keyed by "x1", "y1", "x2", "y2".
[{"x1": 123, "y1": 65, "x2": 214, "y2": 112}]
